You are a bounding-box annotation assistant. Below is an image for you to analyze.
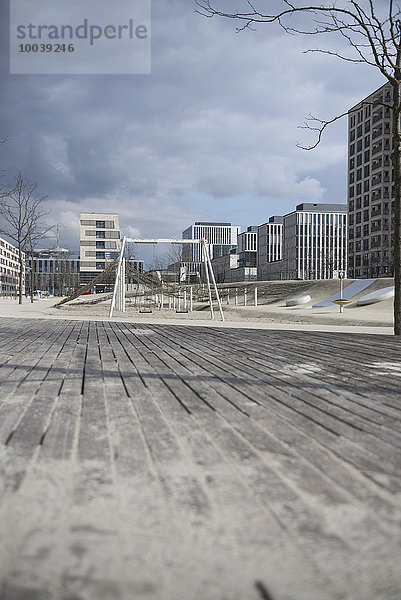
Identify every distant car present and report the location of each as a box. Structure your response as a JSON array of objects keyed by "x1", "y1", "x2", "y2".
[{"x1": 74, "y1": 288, "x2": 92, "y2": 295}]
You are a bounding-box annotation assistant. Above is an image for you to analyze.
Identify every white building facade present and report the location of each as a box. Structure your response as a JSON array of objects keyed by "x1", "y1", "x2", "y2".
[
  {"x1": 0, "y1": 236, "x2": 25, "y2": 297},
  {"x1": 80, "y1": 213, "x2": 121, "y2": 289},
  {"x1": 283, "y1": 204, "x2": 347, "y2": 280},
  {"x1": 257, "y1": 216, "x2": 283, "y2": 280},
  {"x1": 182, "y1": 222, "x2": 240, "y2": 267}
]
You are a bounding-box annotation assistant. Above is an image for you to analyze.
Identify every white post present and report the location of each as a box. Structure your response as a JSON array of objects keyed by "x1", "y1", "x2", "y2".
[
  {"x1": 254, "y1": 287, "x2": 258, "y2": 307},
  {"x1": 121, "y1": 258, "x2": 126, "y2": 311},
  {"x1": 161, "y1": 292, "x2": 164, "y2": 309},
  {"x1": 226, "y1": 289, "x2": 230, "y2": 305},
  {"x1": 178, "y1": 293, "x2": 181, "y2": 311},
  {"x1": 203, "y1": 238, "x2": 225, "y2": 322},
  {"x1": 190, "y1": 287, "x2": 193, "y2": 311},
  {"x1": 169, "y1": 296, "x2": 172, "y2": 309},
  {"x1": 184, "y1": 289, "x2": 187, "y2": 310},
  {"x1": 244, "y1": 288, "x2": 247, "y2": 306},
  {"x1": 109, "y1": 237, "x2": 126, "y2": 318},
  {"x1": 202, "y1": 239, "x2": 214, "y2": 320},
  {"x1": 235, "y1": 288, "x2": 238, "y2": 305},
  {"x1": 173, "y1": 296, "x2": 176, "y2": 310}
]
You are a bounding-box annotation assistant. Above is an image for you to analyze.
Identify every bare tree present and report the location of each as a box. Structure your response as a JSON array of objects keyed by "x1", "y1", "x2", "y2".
[
  {"x1": 0, "y1": 172, "x2": 51, "y2": 303},
  {"x1": 196, "y1": 1, "x2": 401, "y2": 334}
]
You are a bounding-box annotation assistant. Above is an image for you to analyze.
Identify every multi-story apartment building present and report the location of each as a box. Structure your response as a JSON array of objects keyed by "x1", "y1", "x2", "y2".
[
  {"x1": 257, "y1": 216, "x2": 283, "y2": 280},
  {"x1": 0, "y1": 236, "x2": 25, "y2": 297},
  {"x1": 182, "y1": 221, "x2": 240, "y2": 270},
  {"x1": 80, "y1": 213, "x2": 121, "y2": 289},
  {"x1": 27, "y1": 248, "x2": 80, "y2": 296},
  {"x1": 348, "y1": 83, "x2": 394, "y2": 278}
]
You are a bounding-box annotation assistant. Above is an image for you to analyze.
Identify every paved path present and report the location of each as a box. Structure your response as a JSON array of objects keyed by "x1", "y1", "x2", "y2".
[{"x1": 0, "y1": 318, "x2": 400, "y2": 600}]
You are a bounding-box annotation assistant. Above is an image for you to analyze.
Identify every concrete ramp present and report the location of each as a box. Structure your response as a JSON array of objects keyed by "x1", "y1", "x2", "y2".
[{"x1": 313, "y1": 279, "x2": 376, "y2": 308}]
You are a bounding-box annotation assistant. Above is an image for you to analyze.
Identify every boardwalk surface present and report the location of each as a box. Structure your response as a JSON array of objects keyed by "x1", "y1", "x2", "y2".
[{"x1": 0, "y1": 317, "x2": 400, "y2": 600}]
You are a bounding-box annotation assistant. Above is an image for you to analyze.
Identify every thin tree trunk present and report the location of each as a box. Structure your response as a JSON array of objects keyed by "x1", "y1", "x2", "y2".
[
  {"x1": 18, "y1": 245, "x2": 23, "y2": 304},
  {"x1": 30, "y1": 246, "x2": 35, "y2": 303},
  {"x1": 392, "y1": 80, "x2": 401, "y2": 335}
]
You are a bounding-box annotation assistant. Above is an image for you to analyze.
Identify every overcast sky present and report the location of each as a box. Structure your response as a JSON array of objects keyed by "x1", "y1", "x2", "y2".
[{"x1": 0, "y1": 0, "x2": 385, "y2": 255}]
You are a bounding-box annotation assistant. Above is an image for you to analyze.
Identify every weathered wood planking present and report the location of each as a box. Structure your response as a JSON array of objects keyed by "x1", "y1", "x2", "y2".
[{"x1": 0, "y1": 317, "x2": 400, "y2": 600}]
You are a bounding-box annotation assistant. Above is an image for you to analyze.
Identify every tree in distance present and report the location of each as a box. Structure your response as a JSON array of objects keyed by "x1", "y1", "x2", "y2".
[
  {"x1": 0, "y1": 171, "x2": 52, "y2": 303},
  {"x1": 195, "y1": 0, "x2": 401, "y2": 335}
]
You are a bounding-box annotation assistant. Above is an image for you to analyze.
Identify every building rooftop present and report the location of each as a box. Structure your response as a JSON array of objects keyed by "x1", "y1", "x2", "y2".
[
  {"x1": 294, "y1": 203, "x2": 347, "y2": 213},
  {"x1": 194, "y1": 222, "x2": 232, "y2": 226}
]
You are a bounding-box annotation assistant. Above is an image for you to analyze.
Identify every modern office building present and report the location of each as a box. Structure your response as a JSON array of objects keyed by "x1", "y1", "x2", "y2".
[
  {"x1": 237, "y1": 226, "x2": 258, "y2": 268},
  {"x1": 182, "y1": 222, "x2": 240, "y2": 268},
  {"x1": 283, "y1": 203, "x2": 347, "y2": 280},
  {"x1": 259, "y1": 204, "x2": 347, "y2": 280},
  {"x1": 257, "y1": 216, "x2": 283, "y2": 280},
  {"x1": 0, "y1": 236, "x2": 24, "y2": 297},
  {"x1": 80, "y1": 213, "x2": 121, "y2": 289},
  {"x1": 27, "y1": 247, "x2": 80, "y2": 296},
  {"x1": 348, "y1": 83, "x2": 394, "y2": 278}
]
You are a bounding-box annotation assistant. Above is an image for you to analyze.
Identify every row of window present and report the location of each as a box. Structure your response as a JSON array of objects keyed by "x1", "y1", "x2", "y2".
[
  {"x1": 349, "y1": 165, "x2": 370, "y2": 183},
  {"x1": 349, "y1": 135, "x2": 373, "y2": 156},
  {"x1": 349, "y1": 119, "x2": 371, "y2": 142},
  {"x1": 84, "y1": 230, "x2": 120, "y2": 239},
  {"x1": 80, "y1": 220, "x2": 116, "y2": 229},
  {"x1": 349, "y1": 180, "x2": 370, "y2": 197},
  {"x1": 349, "y1": 149, "x2": 370, "y2": 169},
  {"x1": 349, "y1": 104, "x2": 371, "y2": 129}
]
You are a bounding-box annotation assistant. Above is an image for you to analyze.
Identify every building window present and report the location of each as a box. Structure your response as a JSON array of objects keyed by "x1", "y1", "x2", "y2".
[
  {"x1": 96, "y1": 221, "x2": 105, "y2": 228},
  {"x1": 357, "y1": 140, "x2": 363, "y2": 152},
  {"x1": 96, "y1": 241, "x2": 105, "y2": 249},
  {"x1": 364, "y1": 149, "x2": 370, "y2": 162},
  {"x1": 350, "y1": 143, "x2": 355, "y2": 156},
  {"x1": 96, "y1": 252, "x2": 106, "y2": 259},
  {"x1": 96, "y1": 262, "x2": 105, "y2": 270},
  {"x1": 364, "y1": 135, "x2": 370, "y2": 147},
  {"x1": 96, "y1": 231, "x2": 105, "y2": 239}
]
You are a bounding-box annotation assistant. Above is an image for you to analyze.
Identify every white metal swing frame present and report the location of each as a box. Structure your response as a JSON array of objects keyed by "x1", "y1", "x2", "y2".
[{"x1": 109, "y1": 237, "x2": 225, "y2": 321}]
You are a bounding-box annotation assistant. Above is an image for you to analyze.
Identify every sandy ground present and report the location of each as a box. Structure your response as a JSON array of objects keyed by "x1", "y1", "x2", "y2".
[{"x1": 0, "y1": 285, "x2": 395, "y2": 336}]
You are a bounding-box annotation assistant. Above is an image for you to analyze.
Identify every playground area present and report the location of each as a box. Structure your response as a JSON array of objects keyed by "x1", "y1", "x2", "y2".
[
  {"x1": 57, "y1": 277, "x2": 395, "y2": 329},
  {"x1": 0, "y1": 278, "x2": 396, "y2": 331}
]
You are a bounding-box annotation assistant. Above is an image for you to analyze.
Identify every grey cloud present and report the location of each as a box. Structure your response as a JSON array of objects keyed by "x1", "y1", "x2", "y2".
[{"x1": 0, "y1": 0, "x2": 385, "y2": 251}]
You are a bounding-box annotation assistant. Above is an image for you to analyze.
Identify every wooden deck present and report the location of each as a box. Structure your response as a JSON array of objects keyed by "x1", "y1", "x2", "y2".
[{"x1": 0, "y1": 317, "x2": 400, "y2": 600}]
